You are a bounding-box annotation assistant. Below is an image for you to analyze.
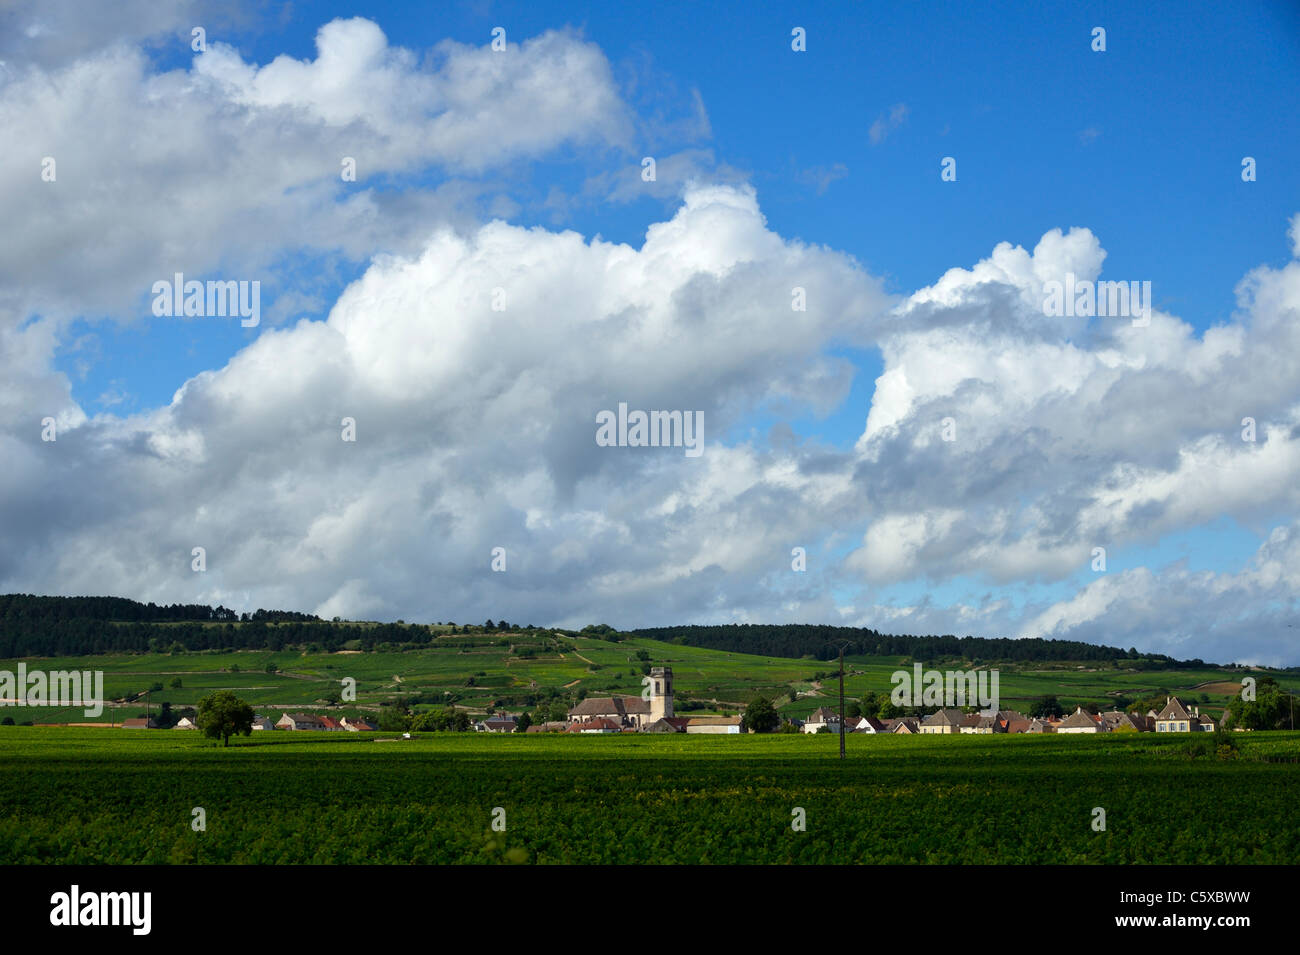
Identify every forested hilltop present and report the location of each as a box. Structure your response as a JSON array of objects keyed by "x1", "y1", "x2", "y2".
[
  {"x1": 630, "y1": 623, "x2": 1198, "y2": 668},
  {"x1": 1, "y1": 594, "x2": 345, "y2": 657},
  {"x1": 0, "y1": 594, "x2": 1209, "y2": 667}
]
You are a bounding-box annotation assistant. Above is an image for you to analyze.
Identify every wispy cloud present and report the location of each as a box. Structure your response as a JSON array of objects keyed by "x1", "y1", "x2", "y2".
[
  {"x1": 869, "y1": 103, "x2": 909, "y2": 145},
  {"x1": 796, "y1": 162, "x2": 848, "y2": 195}
]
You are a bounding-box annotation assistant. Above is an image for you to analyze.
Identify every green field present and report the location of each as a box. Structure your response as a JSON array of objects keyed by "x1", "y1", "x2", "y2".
[
  {"x1": 2, "y1": 728, "x2": 1299, "y2": 864},
  {"x1": 2, "y1": 634, "x2": 1291, "y2": 725}
]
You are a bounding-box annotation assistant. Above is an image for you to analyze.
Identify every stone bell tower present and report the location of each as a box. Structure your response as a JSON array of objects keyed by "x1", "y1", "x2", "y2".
[{"x1": 648, "y1": 666, "x2": 674, "y2": 721}]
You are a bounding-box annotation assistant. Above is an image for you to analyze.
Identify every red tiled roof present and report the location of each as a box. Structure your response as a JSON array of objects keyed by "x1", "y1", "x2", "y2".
[{"x1": 570, "y1": 717, "x2": 621, "y2": 732}]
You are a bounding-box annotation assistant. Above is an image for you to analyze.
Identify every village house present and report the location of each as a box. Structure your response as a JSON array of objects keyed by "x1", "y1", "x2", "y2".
[
  {"x1": 277, "y1": 713, "x2": 325, "y2": 731},
  {"x1": 526, "y1": 721, "x2": 570, "y2": 733},
  {"x1": 920, "y1": 708, "x2": 965, "y2": 734},
  {"x1": 959, "y1": 713, "x2": 1000, "y2": 734},
  {"x1": 1155, "y1": 696, "x2": 1216, "y2": 732},
  {"x1": 173, "y1": 716, "x2": 198, "y2": 730},
  {"x1": 340, "y1": 716, "x2": 378, "y2": 731},
  {"x1": 803, "y1": 706, "x2": 842, "y2": 734},
  {"x1": 889, "y1": 717, "x2": 920, "y2": 734},
  {"x1": 250, "y1": 716, "x2": 275, "y2": 731},
  {"x1": 850, "y1": 715, "x2": 887, "y2": 733},
  {"x1": 1100, "y1": 710, "x2": 1144, "y2": 732},
  {"x1": 995, "y1": 710, "x2": 1027, "y2": 731},
  {"x1": 1056, "y1": 707, "x2": 1106, "y2": 733},
  {"x1": 482, "y1": 715, "x2": 518, "y2": 733}
]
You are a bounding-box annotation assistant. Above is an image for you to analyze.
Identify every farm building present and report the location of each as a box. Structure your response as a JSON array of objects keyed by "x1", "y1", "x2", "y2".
[
  {"x1": 120, "y1": 717, "x2": 156, "y2": 729},
  {"x1": 277, "y1": 713, "x2": 325, "y2": 731},
  {"x1": 173, "y1": 717, "x2": 198, "y2": 730},
  {"x1": 685, "y1": 716, "x2": 742, "y2": 734}
]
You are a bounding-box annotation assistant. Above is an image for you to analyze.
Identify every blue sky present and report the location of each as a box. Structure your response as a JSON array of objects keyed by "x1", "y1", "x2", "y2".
[
  {"x1": 6, "y1": 0, "x2": 1300, "y2": 662},
  {"x1": 61, "y1": 0, "x2": 1300, "y2": 418}
]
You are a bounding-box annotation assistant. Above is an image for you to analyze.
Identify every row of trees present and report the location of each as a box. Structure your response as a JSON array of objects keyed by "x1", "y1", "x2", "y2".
[{"x1": 0, "y1": 594, "x2": 317, "y2": 624}]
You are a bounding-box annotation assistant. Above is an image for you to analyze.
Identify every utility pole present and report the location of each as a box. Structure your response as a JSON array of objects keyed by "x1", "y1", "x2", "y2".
[{"x1": 839, "y1": 645, "x2": 846, "y2": 760}]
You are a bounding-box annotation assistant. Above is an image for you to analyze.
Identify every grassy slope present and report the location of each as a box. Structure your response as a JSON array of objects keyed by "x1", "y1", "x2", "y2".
[{"x1": 2, "y1": 633, "x2": 1295, "y2": 723}]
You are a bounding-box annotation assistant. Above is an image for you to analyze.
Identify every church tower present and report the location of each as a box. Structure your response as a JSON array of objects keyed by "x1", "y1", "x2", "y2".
[{"x1": 648, "y1": 666, "x2": 674, "y2": 721}]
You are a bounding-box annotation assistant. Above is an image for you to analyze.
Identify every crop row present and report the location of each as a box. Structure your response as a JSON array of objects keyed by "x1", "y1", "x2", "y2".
[{"x1": 2, "y1": 730, "x2": 1298, "y2": 864}]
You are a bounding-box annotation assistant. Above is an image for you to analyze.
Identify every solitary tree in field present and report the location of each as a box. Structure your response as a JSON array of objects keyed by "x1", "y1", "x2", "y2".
[
  {"x1": 741, "y1": 696, "x2": 780, "y2": 734},
  {"x1": 196, "y1": 691, "x2": 255, "y2": 747}
]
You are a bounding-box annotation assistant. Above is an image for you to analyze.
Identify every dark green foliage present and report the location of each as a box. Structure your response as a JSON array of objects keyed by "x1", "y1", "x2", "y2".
[
  {"x1": 1226, "y1": 677, "x2": 1297, "y2": 731},
  {"x1": 631, "y1": 623, "x2": 1181, "y2": 666},
  {"x1": 1029, "y1": 695, "x2": 1064, "y2": 719},
  {"x1": 741, "y1": 696, "x2": 779, "y2": 733},
  {"x1": 409, "y1": 707, "x2": 471, "y2": 732},
  {"x1": 196, "y1": 691, "x2": 254, "y2": 747},
  {"x1": 7, "y1": 730, "x2": 1298, "y2": 864},
  {"x1": 154, "y1": 702, "x2": 177, "y2": 729}
]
